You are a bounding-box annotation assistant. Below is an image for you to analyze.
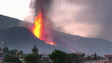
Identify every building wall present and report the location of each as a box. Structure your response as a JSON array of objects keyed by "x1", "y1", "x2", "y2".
[
  {"x1": 107, "y1": 57, "x2": 112, "y2": 62},
  {"x1": 99, "y1": 60, "x2": 106, "y2": 63}
]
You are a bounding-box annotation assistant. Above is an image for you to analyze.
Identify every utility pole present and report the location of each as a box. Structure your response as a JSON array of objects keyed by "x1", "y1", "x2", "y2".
[{"x1": 43, "y1": 51, "x2": 46, "y2": 63}]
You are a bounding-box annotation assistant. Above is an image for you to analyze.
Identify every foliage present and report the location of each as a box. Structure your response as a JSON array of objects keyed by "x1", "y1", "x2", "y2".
[
  {"x1": 32, "y1": 45, "x2": 38, "y2": 53},
  {"x1": 64, "y1": 54, "x2": 73, "y2": 63},
  {"x1": 81, "y1": 53, "x2": 85, "y2": 57},
  {"x1": 87, "y1": 56, "x2": 91, "y2": 61},
  {"x1": 98, "y1": 56, "x2": 101, "y2": 60},
  {"x1": 93, "y1": 53, "x2": 98, "y2": 60},
  {"x1": 9, "y1": 50, "x2": 15, "y2": 55},
  {"x1": 19, "y1": 50, "x2": 23, "y2": 55},
  {"x1": 24, "y1": 53, "x2": 39, "y2": 63},
  {"x1": 71, "y1": 53, "x2": 79, "y2": 60},
  {"x1": 9, "y1": 49, "x2": 18, "y2": 56},
  {"x1": 4, "y1": 55, "x2": 21, "y2": 63},
  {"x1": 3, "y1": 46, "x2": 9, "y2": 53},
  {"x1": 49, "y1": 49, "x2": 67, "y2": 63},
  {"x1": 39, "y1": 54, "x2": 42, "y2": 59}
]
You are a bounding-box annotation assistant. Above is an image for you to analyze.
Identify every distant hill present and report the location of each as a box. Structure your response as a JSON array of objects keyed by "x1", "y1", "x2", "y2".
[
  {"x1": 0, "y1": 15, "x2": 21, "y2": 30},
  {"x1": 0, "y1": 26, "x2": 70, "y2": 54},
  {"x1": 53, "y1": 31, "x2": 112, "y2": 55}
]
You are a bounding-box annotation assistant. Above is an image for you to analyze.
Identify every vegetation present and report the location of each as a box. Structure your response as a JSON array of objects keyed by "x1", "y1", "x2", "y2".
[
  {"x1": 2, "y1": 45, "x2": 103, "y2": 63},
  {"x1": 87, "y1": 56, "x2": 92, "y2": 61},
  {"x1": 19, "y1": 50, "x2": 23, "y2": 55},
  {"x1": 49, "y1": 49, "x2": 67, "y2": 63},
  {"x1": 24, "y1": 45, "x2": 40, "y2": 63},
  {"x1": 4, "y1": 55, "x2": 21, "y2": 63},
  {"x1": 93, "y1": 52, "x2": 98, "y2": 60},
  {"x1": 49, "y1": 49, "x2": 85, "y2": 63},
  {"x1": 32, "y1": 45, "x2": 38, "y2": 53},
  {"x1": 3, "y1": 46, "x2": 9, "y2": 53},
  {"x1": 24, "y1": 53, "x2": 39, "y2": 63}
]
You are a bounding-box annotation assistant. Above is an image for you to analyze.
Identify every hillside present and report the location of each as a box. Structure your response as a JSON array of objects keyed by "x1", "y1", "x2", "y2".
[{"x1": 0, "y1": 14, "x2": 21, "y2": 30}]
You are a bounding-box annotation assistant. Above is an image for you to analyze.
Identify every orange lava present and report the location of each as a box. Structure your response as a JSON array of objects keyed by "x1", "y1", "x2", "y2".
[
  {"x1": 31, "y1": 12, "x2": 75, "y2": 53},
  {"x1": 31, "y1": 12, "x2": 56, "y2": 46},
  {"x1": 68, "y1": 48, "x2": 76, "y2": 53},
  {"x1": 32, "y1": 12, "x2": 43, "y2": 40},
  {"x1": 65, "y1": 47, "x2": 76, "y2": 53}
]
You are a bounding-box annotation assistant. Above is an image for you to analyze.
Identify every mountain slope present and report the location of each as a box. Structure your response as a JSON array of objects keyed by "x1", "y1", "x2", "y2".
[
  {"x1": 0, "y1": 26, "x2": 70, "y2": 54},
  {"x1": 0, "y1": 14, "x2": 21, "y2": 30},
  {"x1": 0, "y1": 15, "x2": 112, "y2": 55},
  {"x1": 53, "y1": 30, "x2": 112, "y2": 55}
]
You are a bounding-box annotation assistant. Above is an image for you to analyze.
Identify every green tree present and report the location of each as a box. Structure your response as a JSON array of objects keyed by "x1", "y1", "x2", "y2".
[
  {"x1": 9, "y1": 50, "x2": 15, "y2": 55},
  {"x1": 4, "y1": 55, "x2": 21, "y2": 63},
  {"x1": 39, "y1": 54, "x2": 42, "y2": 59},
  {"x1": 81, "y1": 53, "x2": 85, "y2": 57},
  {"x1": 98, "y1": 56, "x2": 101, "y2": 60},
  {"x1": 49, "y1": 49, "x2": 67, "y2": 63},
  {"x1": 32, "y1": 45, "x2": 38, "y2": 53},
  {"x1": 93, "y1": 53, "x2": 98, "y2": 60},
  {"x1": 71, "y1": 53, "x2": 79, "y2": 60},
  {"x1": 19, "y1": 50, "x2": 23, "y2": 55},
  {"x1": 87, "y1": 56, "x2": 91, "y2": 61},
  {"x1": 24, "y1": 53, "x2": 39, "y2": 63},
  {"x1": 9, "y1": 49, "x2": 19, "y2": 57},
  {"x1": 3, "y1": 46, "x2": 9, "y2": 53},
  {"x1": 71, "y1": 53, "x2": 79, "y2": 63},
  {"x1": 64, "y1": 54, "x2": 73, "y2": 63}
]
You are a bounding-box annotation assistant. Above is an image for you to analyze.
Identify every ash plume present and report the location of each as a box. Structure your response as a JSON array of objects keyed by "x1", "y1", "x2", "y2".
[
  {"x1": 30, "y1": 0, "x2": 52, "y2": 16},
  {"x1": 29, "y1": 0, "x2": 59, "y2": 45}
]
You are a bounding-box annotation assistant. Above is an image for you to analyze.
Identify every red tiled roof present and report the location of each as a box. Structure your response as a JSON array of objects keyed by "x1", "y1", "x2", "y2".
[{"x1": 105, "y1": 55, "x2": 112, "y2": 56}]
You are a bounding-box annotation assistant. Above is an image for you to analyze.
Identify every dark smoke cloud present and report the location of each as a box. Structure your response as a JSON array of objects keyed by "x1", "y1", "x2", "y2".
[{"x1": 30, "y1": 0, "x2": 52, "y2": 15}]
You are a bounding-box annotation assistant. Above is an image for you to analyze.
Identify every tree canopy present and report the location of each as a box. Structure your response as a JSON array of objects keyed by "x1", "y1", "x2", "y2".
[
  {"x1": 32, "y1": 45, "x2": 38, "y2": 53},
  {"x1": 4, "y1": 55, "x2": 21, "y2": 63},
  {"x1": 49, "y1": 49, "x2": 67, "y2": 63},
  {"x1": 19, "y1": 50, "x2": 23, "y2": 55},
  {"x1": 93, "y1": 52, "x2": 98, "y2": 60},
  {"x1": 24, "y1": 53, "x2": 39, "y2": 63},
  {"x1": 3, "y1": 46, "x2": 9, "y2": 53}
]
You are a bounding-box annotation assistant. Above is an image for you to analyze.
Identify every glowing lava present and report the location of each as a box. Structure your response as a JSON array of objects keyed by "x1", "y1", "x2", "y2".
[
  {"x1": 32, "y1": 12, "x2": 43, "y2": 39},
  {"x1": 65, "y1": 47, "x2": 76, "y2": 53},
  {"x1": 31, "y1": 12, "x2": 56, "y2": 46}
]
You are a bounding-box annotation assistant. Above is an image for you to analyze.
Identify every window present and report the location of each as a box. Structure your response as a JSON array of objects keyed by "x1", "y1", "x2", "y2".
[{"x1": 109, "y1": 57, "x2": 111, "y2": 60}]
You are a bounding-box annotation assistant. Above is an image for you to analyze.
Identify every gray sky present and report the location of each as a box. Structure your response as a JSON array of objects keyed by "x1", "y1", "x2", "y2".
[{"x1": 0, "y1": 0, "x2": 112, "y2": 42}]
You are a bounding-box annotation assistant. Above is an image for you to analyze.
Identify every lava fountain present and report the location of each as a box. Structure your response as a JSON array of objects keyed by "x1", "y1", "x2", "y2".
[
  {"x1": 31, "y1": 12, "x2": 56, "y2": 46},
  {"x1": 30, "y1": 0, "x2": 75, "y2": 53}
]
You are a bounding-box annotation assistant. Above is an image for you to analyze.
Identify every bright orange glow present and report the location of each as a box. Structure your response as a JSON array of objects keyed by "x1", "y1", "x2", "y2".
[
  {"x1": 31, "y1": 12, "x2": 75, "y2": 52},
  {"x1": 68, "y1": 48, "x2": 76, "y2": 53},
  {"x1": 65, "y1": 47, "x2": 76, "y2": 53},
  {"x1": 31, "y1": 12, "x2": 57, "y2": 46},
  {"x1": 46, "y1": 41, "x2": 57, "y2": 46},
  {"x1": 32, "y1": 13, "x2": 43, "y2": 39}
]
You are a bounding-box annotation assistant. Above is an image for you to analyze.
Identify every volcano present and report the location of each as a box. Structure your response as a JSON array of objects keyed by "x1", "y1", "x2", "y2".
[
  {"x1": 0, "y1": 26, "x2": 71, "y2": 53},
  {"x1": 0, "y1": 15, "x2": 112, "y2": 55}
]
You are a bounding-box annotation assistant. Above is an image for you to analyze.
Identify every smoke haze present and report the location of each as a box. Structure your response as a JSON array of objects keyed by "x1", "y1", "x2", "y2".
[
  {"x1": 42, "y1": 0, "x2": 112, "y2": 42},
  {"x1": 1, "y1": 0, "x2": 112, "y2": 42}
]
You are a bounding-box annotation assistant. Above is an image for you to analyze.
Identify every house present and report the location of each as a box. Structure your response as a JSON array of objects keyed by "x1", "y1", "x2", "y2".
[
  {"x1": 0, "y1": 47, "x2": 3, "y2": 63},
  {"x1": 105, "y1": 55, "x2": 112, "y2": 63}
]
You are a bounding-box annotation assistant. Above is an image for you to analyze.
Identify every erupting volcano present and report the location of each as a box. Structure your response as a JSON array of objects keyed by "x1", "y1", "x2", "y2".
[
  {"x1": 31, "y1": 12, "x2": 56, "y2": 46},
  {"x1": 30, "y1": 0, "x2": 75, "y2": 53}
]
